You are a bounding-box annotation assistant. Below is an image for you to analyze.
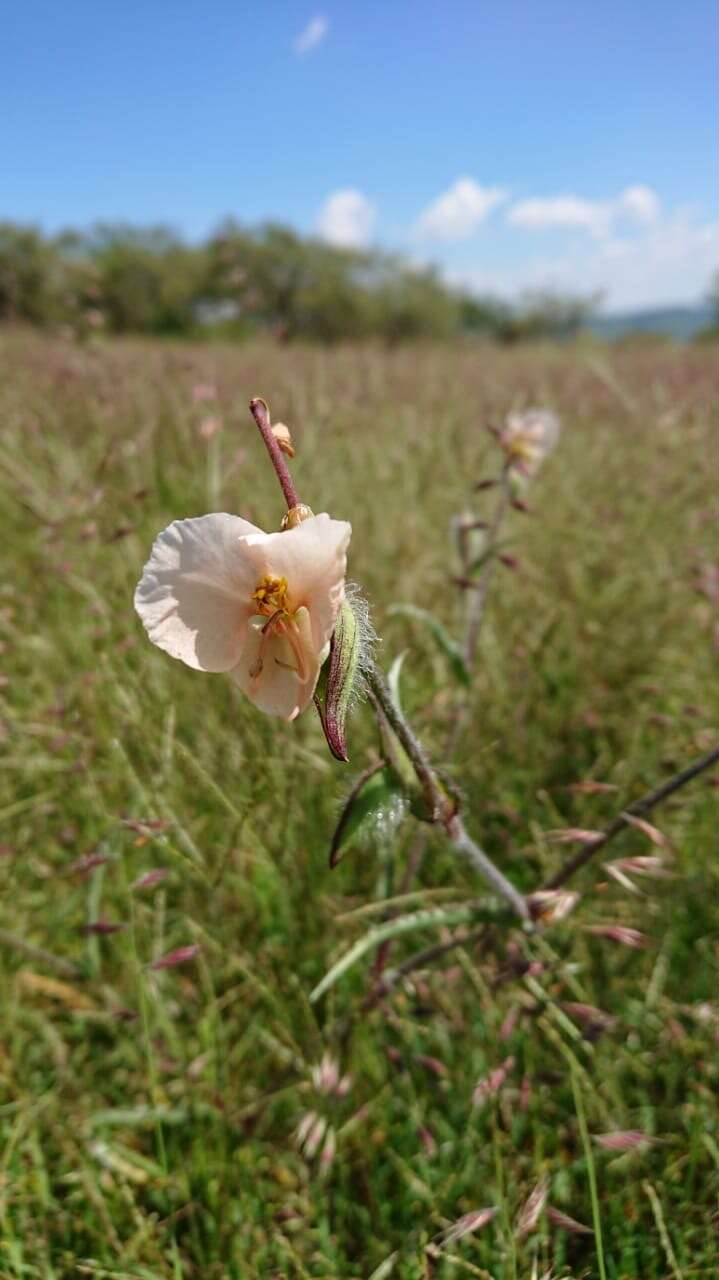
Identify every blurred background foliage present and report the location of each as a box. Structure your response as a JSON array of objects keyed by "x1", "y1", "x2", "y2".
[{"x1": 0, "y1": 219, "x2": 609, "y2": 345}]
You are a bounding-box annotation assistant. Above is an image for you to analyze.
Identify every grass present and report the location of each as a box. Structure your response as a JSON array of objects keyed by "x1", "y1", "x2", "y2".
[{"x1": 0, "y1": 330, "x2": 718, "y2": 1277}]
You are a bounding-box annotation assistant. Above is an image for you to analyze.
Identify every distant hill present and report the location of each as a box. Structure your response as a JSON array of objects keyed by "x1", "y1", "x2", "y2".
[{"x1": 589, "y1": 302, "x2": 715, "y2": 341}]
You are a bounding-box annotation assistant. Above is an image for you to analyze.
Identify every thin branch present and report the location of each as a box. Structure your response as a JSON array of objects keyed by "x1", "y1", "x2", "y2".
[
  {"x1": 366, "y1": 661, "x2": 529, "y2": 920},
  {"x1": 446, "y1": 813, "x2": 529, "y2": 920},
  {"x1": 249, "y1": 397, "x2": 300, "y2": 511},
  {"x1": 545, "y1": 744, "x2": 719, "y2": 889}
]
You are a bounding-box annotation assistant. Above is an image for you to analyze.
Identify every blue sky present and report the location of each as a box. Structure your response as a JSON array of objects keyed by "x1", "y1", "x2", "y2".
[{"x1": 3, "y1": 1, "x2": 718, "y2": 310}]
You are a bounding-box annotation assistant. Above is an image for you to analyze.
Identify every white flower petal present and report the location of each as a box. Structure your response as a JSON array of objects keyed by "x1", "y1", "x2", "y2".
[
  {"x1": 134, "y1": 513, "x2": 263, "y2": 671},
  {"x1": 230, "y1": 607, "x2": 321, "y2": 720},
  {"x1": 241, "y1": 514, "x2": 351, "y2": 654}
]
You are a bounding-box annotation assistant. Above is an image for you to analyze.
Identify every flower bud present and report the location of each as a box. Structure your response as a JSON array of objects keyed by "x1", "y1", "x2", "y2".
[
  {"x1": 314, "y1": 589, "x2": 374, "y2": 762},
  {"x1": 271, "y1": 421, "x2": 295, "y2": 457},
  {"x1": 281, "y1": 503, "x2": 315, "y2": 530},
  {"x1": 314, "y1": 599, "x2": 360, "y2": 762}
]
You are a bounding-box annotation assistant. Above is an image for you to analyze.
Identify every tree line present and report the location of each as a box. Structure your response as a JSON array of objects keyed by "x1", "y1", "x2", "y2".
[{"x1": 0, "y1": 219, "x2": 600, "y2": 344}]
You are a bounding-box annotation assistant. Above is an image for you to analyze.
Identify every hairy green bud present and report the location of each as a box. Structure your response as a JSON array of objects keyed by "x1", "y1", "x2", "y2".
[{"x1": 314, "y1": 587, "x2": 374, "y2": 763}]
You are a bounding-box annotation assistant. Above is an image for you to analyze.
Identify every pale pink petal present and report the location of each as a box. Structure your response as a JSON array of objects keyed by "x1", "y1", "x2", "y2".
[
  {"x1": 230, "y1": 606, "x2": 321, "y2": 720},
  {"x1": 240, "y1": 514, "x2": 351, "y2": 654},
  {"x1": 134, "y1": 514, "x2": 263, "y2": 671}
]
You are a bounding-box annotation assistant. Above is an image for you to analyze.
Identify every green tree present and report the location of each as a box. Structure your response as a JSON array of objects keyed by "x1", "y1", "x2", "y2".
[
  {"x1": 85, "y1": 224, "x2": 204, "y2": 334},
  {"x1": 0, "y1": 223, "x2": 66, "y2": 325}
]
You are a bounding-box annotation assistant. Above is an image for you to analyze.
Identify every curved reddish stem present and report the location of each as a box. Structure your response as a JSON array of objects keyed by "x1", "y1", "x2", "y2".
[{"x1": 249, "y1": 397, "x2": 300, "y2": 510}]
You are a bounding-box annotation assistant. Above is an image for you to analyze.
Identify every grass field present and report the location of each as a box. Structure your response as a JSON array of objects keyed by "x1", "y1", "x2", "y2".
[{"x1": 1, "y1": 331, "x2": 718, "y2": 1278}]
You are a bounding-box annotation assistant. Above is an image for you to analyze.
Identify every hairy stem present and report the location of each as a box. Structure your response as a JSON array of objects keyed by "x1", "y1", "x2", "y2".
[
  {"x1": 366, "y1": 664, "x2": 446, "y2": 819},
  {"x1": 366, "y1": 662, "x2": 529, "y2": 920}
]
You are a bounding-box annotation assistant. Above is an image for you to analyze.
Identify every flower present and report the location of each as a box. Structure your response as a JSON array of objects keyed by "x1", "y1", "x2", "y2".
[
  {"x1": 499, "y1": 408, "x2": 560, "y2": 478},
  {"x1": 134, "y1": 511, "x2": 351, "y2": 721}
]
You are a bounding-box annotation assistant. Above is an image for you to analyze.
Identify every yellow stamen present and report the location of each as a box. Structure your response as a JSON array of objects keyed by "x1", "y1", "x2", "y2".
[
  {"x1": 506, "y1": 437, "x2": 537, "y2": 463},
  {"x1": 252, "y1": 574, "x2": 289, "y2": 615}
]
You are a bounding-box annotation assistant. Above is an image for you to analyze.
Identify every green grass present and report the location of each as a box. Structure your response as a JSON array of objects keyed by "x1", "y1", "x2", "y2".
[{"x1": 0, "y1": 331, "x2": 718, "y2": 1277}]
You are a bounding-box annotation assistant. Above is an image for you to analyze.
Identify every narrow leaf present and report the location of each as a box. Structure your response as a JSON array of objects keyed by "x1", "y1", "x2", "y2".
[
  {"x1": 388, "y1": 604, "x2": 470, "y2": 688},
  {"x1": 387, "y1": 650, "x2": 408, "y2": 717},
  {"x1": 329, "y1": 765, "x2": 407, "y2": 868},
  {"x1": 367, "y1": 1254, "x2": 399, "y2": 1280},
  {"x1": 310, "y1": 900, "x2": 503, "y2": 1003}
]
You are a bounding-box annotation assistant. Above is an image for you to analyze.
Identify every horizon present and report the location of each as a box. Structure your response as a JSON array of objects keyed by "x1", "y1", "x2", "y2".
[{"x1": 4, "y1": 1, "x2": 718, "y2": 313}]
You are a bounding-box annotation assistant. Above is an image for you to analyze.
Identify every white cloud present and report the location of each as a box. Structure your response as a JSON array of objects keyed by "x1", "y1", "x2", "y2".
[
  {"x1": 293, "y1": 15, "x2": 328, "y2": 55},
  {"x1": 453, "y1": 207, "x2": 719, "y2": 311},
  {"x1": 617, "y1": 184, "x2": 661, "y2": 224},
  {"x1": 316, "y1": 189, "x2": 376, "y2": 248},
  {"x1": 508, "y1": 185, "x2": 662, "y2": 240},
  {"x1": 414, "y1": 178, "x2": 507, "y2": 241},
  {"x1": 508, "y1": 194, "x2": 611, "y2": 238}
]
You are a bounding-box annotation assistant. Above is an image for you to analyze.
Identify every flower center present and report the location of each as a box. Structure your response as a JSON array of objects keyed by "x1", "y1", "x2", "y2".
[
  {"x1": 504, "y1": 434, "x2": 536, "y2": 463},
  {"x1": 248, "y1": 575, "x2": 307, "y2": 686},
  {"x1": 252, "y1": 574, "x2": 289, "y2": 615}
]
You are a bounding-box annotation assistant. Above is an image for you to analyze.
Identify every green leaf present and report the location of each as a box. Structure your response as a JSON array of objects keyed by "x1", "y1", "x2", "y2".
[
  {"x1": 388, "y1": 604, "x2": 470, "y2": 688},
  {"x1": 367, "y1": 1254, "x2": 399, "y2": 1280},
  {"x1": 310, "y1": 899, "x2": 505, "y2": 1002},
  {"x1": 387, "y1": 650, "x2": 408, "y2": 717},
  {"x1": 329, "y1": 764, "x2": 408, "y2": 868}
]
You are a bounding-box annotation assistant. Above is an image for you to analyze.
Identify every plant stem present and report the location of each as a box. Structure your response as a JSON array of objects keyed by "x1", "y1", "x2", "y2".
[
  {"x1": 463, "y1": 466, "x2": 512, "y2": 669},
  {"x1": 546, "y1": 743, "x2": 719, "y2": 889},
  {"x1": 366, "y1": 661, "x2": 529, "y2": 920},
  {"x1": 249, "y1": 396, "x2": 300, "y2": 510},
  {"x1": 390, "y1": 466, "x2": 512, "y2": 907},
  {"x1": 571, "y1": 1066, "x2": 608, "y2": 1280},
  {"x1": 366, "y1": 663, "x2": 446, "y2": 819}
]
